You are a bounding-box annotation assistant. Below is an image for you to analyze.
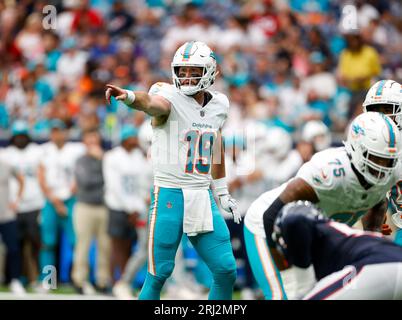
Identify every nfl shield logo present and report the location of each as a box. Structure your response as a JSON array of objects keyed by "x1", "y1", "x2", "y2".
[
  {"x1": 200, "y1": 110, "x2": 205, "y2": 117},
  {"x1": 166, "y1": 201, "x2": 173, "y2": 209}
]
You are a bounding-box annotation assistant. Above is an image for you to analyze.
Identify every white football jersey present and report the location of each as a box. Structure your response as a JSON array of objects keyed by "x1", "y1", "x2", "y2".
[
  {"x1": 103, "y1": 146, "x2": 152, "y2": 215},
  {"x1": 0, "y1": 144, "x2": 45, "y2": 212},
  {"x1": 40, "y1": 142, "x2": 86, "y2": 200},
  {"x1": 148, "y1": 82, "x2": 229, "y2": 189},
  {"x1": 245, "y1": 147, "x2": 399, "y2": 238}
]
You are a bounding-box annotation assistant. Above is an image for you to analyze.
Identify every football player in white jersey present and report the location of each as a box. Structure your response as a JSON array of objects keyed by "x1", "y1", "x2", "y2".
[
  {"x1": 105, "y1": 41, "x2": 239, "y2": 300},
  {"x1": 244, "y1": 112, "x2": 402, "y2": 299},
  {"x1": 37, "y1": 119, "x2": 86, "y2": 286},
  {"x1": 361, "y1": 79, "x2": 402, "y2": 245},
  {"x1": 0, "y1": 121, "x2": 44, "y2": 286}
]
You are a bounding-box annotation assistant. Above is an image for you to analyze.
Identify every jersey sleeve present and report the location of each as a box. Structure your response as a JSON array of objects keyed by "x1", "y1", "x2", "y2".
[
  {"x1": 148, "y1": 82, "x2": 174, "y2": 104},
  {"x1": 296, "y1": 154, "x2": 338, "y2": 197},
  {"x1": 216, "y1": 92, "x2": 229, "y2": 129}
]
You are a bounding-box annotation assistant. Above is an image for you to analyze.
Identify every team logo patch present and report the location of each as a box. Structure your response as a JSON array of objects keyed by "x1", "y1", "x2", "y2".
[{"x1": 352, "y1": 124, "x2": 365, "y2": 136}]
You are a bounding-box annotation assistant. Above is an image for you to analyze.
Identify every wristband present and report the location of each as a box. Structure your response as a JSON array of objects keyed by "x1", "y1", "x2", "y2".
[
  {"x1": 124, "y1": 90, "x2": 136, "y2": 105},
  {"x1": 212, "y1": 177, "x2": 229, "y2": 196}
]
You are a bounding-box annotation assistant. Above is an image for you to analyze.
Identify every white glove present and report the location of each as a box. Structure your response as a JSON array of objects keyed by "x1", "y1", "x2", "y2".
[
  {"x1": 212, "y1": 177, "x2": 242, "y2": 224},
  {"x1": 219, "y1": 194, "x2": 242, "y2": 224}
]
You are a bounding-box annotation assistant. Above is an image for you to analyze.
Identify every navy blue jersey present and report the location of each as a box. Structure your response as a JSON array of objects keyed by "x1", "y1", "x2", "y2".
[
  {"x1": 312, "y1": 221, "x2": 402, "y2": 279},
  {"x1": 277, "y1": 205, "x2": 402, "y2": 281}
]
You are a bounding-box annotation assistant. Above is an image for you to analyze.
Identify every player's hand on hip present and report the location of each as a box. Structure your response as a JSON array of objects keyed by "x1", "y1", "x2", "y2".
[
  {"x1": 219, "y1": 194, "x2": 242, "y2": 224},
  {"x1": 105, "y1": 84, "x2": 127, "y2": 104}
]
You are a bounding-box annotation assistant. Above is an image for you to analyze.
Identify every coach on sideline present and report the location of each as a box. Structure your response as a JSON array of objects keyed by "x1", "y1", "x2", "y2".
[{"x1": 71, "y1": 128, "x2": 111, "y2": 294}]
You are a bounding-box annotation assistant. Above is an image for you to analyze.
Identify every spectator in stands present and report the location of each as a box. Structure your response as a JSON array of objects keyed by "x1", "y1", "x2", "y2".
[
  {"x1": 15, "y1": 12, "x2": 45, "y2": 64},
  {"x1": 337, "y1": 31, "x2": 381, "y2": 118},
  {"x1": 57, "y1": 37, "x2": 89, "y2": 90},
  {"x1": 107, "y1": 1, "x2": 135, "y2": 37},
  {"x1": 302, "y1": 51, "x2": 337, "y2": 125},
  {"x1": 71, "y1": 0, "x2": 103, "y2": 33}
]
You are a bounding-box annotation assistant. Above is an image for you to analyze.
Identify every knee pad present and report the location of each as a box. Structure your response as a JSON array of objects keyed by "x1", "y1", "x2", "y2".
[
  {"x1": 212, "y1": 252, "x2": 237, "y2": 282},
  {"x1": 220, "y1": 252, "x2": 237, "y2": 273},
  {"x1": 157, "y1": 261, "x2": 175, "y2": 280}
]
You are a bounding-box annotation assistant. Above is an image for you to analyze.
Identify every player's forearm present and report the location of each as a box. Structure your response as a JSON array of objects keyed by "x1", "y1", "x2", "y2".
[
  {"x1": 126, "y1": 91, "x2": 169, "y2": 117},
  {"x1": 264, "y1": 178, "x2": 319, "y2": 243},
  {"x1": 211, "y1": 161, "x2": 225, "y2": 180},
  {"x1": 362, "y1": 200, "x2": 387, "y2": 232},
  {"x1": 263, "y1": 197, "x2": 285, "y2": 245}
]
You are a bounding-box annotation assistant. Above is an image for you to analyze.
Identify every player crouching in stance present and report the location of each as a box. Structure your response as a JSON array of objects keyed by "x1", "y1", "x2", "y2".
[
  {"x1": 362, "y1": 79, "x2": 402, "y2": 245},
  {"x1": 244, "y1": 112, "x2": 402, "y2": 299},
  {"x1": 105, "y1": 41, "x2": 240, "y2": 300},
  {"x1": 266, "y1": 201, "x2": 402, "y2": 299}
]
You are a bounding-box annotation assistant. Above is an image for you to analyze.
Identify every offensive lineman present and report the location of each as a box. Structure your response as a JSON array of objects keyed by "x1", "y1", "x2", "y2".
[
  {"x1": 361, "y1": 79, "x2": 402, "y2": 245},
  {"x1": 244, "y1": 112, "x2": 402, "y2": 299},
  {"x1": 105, "y1": 41, "x2": 240, "y2": 300}
]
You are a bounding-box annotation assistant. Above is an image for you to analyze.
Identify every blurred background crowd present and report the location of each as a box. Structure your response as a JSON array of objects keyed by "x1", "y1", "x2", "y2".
[
  {"x1": 0, "y1": 0, "x2": 401, "y2": 299},
  {"x1": 1, "y1": 0, "x2": 401, "y2": 141}
]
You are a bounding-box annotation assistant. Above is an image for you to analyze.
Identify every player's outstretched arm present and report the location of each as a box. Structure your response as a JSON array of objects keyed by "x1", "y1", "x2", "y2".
[{"x1": 105, "y1": 84, "x2": 171, "y2": 117}]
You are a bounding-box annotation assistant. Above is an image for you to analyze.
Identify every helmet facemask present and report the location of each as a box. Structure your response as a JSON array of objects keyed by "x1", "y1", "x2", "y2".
[
  {"x1": 350, "y1": 142, "x2": 399, "y2": 185},
  {"x1": 364, "y1": 103, "x2": 402, "y2": 130},
  {"x1": 172, "y1": 64, "x2": 217, "y2": 96},
  {"x1": 171, "y1": 41, "x2": 218, "y2": 96}
]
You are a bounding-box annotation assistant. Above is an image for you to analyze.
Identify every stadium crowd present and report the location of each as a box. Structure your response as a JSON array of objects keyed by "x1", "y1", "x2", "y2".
[{"x1": 0, "y1": 0, "x2": 401, "y2": 299}]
